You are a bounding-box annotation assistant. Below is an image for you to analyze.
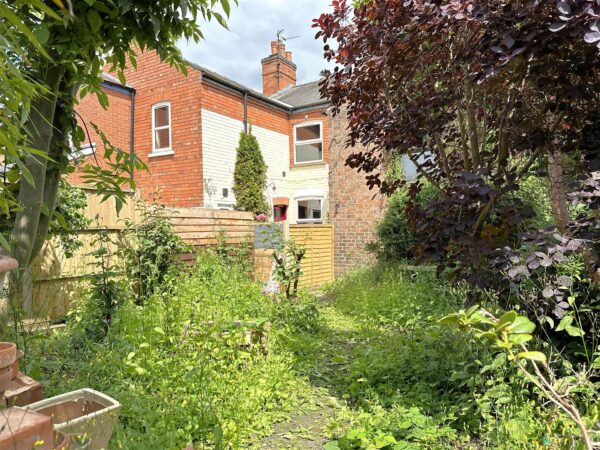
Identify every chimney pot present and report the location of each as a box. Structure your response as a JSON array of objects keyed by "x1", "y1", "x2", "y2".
[{"x1": 262, "y1": 40, "x2": 297, "y2": 96}]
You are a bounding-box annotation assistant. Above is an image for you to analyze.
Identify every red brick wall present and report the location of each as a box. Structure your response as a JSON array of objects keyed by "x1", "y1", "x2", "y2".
[
  {"x1": 328, "y1": 109, "x2": 386, "y2": 277},
  {"x1": 69, "y1": 87, "x2": 132, "y2": 186},
  {"x1": 201, "y1": 82, "x2": 289, "y2": 135},
  {"x1": 123, "y1": 51, "x2": 204, "y2": 207}
]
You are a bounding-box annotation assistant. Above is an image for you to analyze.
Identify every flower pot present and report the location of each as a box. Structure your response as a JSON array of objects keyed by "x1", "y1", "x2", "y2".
[
  {"x1": 10, "y1": 350, "x2": 23, "y2": 379},
  {"x1": 28, "y1": 388, "x2": 121, "y2": 450},
  {"x1": 0, "y1": 406, "x2": 54, "y2": 450},
  {"x1": 55, "y1": 431, "x2": 70, "y2": 450},
  {"x1": 0, "y1": 342, "x2": 17, "y2": 368},
  {"x1": 0, "y1": 366, "x2": 13, "y2": 393},
  {"x1": 4, "y1": 372, "x2": 44, "y2": 406}
]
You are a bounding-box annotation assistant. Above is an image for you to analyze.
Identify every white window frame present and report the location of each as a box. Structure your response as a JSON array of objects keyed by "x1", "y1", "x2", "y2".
[
  {"x1": 293, "y1": 121, "x2": 323, "y2": 165},
  {"x1": 296, "y1": 196, "x2": 324, "y2": 224},
  {"x1": 151, "y1": 102, "x2": 173, "y2": 156}
]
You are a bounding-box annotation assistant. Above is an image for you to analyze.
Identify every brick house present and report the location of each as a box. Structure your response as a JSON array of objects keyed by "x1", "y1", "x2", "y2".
[{"x1": 73, "y1": 41, "x2": 385, "y2": 276}]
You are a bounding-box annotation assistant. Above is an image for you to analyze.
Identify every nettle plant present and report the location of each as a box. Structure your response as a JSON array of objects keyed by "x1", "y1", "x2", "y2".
[{"x1": 441, "y1": 306, "x2": 599, "y2": 449}]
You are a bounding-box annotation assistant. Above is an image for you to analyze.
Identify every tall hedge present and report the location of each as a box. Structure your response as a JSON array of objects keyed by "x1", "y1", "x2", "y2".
[{"x1": 233, "y1": 131, "x2": 269, "y2": 215}]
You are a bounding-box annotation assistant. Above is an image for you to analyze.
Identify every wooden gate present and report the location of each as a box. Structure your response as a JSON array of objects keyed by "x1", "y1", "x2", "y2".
[{"x1": 289, "y1": 224, "x2": 334, "y2": 288}]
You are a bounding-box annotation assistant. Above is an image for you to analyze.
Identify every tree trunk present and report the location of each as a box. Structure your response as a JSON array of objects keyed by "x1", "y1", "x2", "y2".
[
  {"x1": 10, "y1": 65, "x2": 63, "y2": 314},
  {"x1": 464, "y1": 80, "x2": 481, "y2": 169},
  {"x1": 28, "y1": 81, "x2": 75, "y2": 266},
  {"x1": 547, "y1": 148, "x2": 570, "y2": 233}
]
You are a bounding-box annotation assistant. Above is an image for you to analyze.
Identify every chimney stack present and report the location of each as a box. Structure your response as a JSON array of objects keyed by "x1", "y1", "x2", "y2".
[{"x1": 261, "y1": 40, "x2": 297, "y2": 96}]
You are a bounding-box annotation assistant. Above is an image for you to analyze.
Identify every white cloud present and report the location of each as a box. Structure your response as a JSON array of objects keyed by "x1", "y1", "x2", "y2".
[{"x1": 177, "y1": 0, "x2": 334, "y2": 91}]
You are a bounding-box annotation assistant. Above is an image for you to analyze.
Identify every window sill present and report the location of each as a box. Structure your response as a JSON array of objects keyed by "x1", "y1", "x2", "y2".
[
  {"x1": 291, "y1": 161, "x2": 327, "y2": 169},
  {"x1": 148, "y1": 150, "x2": 174, "y2": 158}
]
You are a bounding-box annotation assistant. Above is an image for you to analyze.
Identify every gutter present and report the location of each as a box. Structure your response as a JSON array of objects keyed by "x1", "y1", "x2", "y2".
[
  {"x1": 129, "y1": 89, "x2": 135, "y2": 179},
  {"x1": 200, "y1": 72, "x2": 293, "y2": 114}
]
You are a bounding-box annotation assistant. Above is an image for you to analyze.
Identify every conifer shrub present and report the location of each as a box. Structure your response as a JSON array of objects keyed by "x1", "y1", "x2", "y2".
[{"x1": 233, "y1": 131, "x2": 269, "y2": 215}]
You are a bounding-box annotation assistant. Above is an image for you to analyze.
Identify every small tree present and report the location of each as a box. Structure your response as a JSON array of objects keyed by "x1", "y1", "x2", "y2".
[{"x1": 233, "y1": 131, "x2": 269, "y2": 215}]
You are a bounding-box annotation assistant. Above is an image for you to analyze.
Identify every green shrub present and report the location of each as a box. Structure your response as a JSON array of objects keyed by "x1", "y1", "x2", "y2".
[
  {"x1": 233, "y1": 130, "x2": 269, "y2": 215},
  {"x1": 370, "y1": 183, "x2": 437, "y2": 263},
  {"x1": 122, "y1": 203, "x2": 189, "y2": 304}
]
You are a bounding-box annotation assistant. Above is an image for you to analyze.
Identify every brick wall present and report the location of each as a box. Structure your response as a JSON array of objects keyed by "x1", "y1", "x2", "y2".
[
  {"x1": 124, "y1": 51, "x2": 204, "y2": 207},
  {"x1": 328, "y1": 109, "x2": 386, "y2": 277},
  {"x1": 69, "y1": 86, "x2": 132, "y2": 186}
]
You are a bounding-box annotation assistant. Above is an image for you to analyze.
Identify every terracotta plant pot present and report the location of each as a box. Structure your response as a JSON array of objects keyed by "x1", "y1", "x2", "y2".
[
  {"x1": 55, "y1": 431, "x2": 70, "y2": 450},
  {"x1": 0, "y1": 342, "x2": 17, "y2": 368},
  {"x1": 4, "y1": 372, "x2": 44, "y2": 407},
  {"x1": 0, "y1": 406, "x2": 54, "y2": 450},
  {"x1": 0, "y1": 366, "x2": 13, "y2": 393},
  {"x1": 10, "y1": 350, "x2": 23, "y2": 380}
]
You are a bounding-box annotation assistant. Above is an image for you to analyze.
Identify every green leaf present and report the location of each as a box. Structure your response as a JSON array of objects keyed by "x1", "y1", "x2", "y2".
[
  {"x1": 33, "y1": 27, "x2": 50, "y2": 44},
  {"x1": 508, "y1": 333, "x2": 533, "y2": 345},
  {"x1": 556, "y1": 315, "x2": 573, "y2": 332},
  {"x1": 466, "y1": 304, "x2": 480, "y2": 317},
  {"x1": 438, "y1": 315, "x2": 459, "y2": 326},
  {"x1": 211, "y1": 11, "x2": 229, "y2": 29},
  {"x1": 221, "y1": 0, "x2": 231, "y2": 16},
  {"x1": 516, "y1": 351, "x2": 546, "y2": 362},
  {"x1": 86, "y1": 9, "x2": 102, "y2": 32},
  {"x1": 497, "y1": 311, "x2": 517, "y2": 331},
  {"x1": 507, "y1": 316, "x2": 535, "y2": 334},
  {"x1": 0, "y1": 2, "x2": 51, "y2": 59}
]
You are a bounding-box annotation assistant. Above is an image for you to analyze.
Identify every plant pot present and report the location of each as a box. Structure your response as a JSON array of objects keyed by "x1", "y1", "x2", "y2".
[
  {"x1": 10, "y1": 350, "x2": 23, "y2": 379},
  {"x1": 28, "y1": 388, "x2": 121, "y2": 450},
  {"x1": 55, "y1": 431, "x2": 70, "y2": 450},
  {"x1": 0, "y1": 342, "x2": 17, "y2": 368},
  {"x1": 0, "y1": 406, "x2": 54, "y2": 450},
  {"x1": 0, "y1": 366, "x2": 13, "y2": 393},
  {"x1": 4, "y1": 372, "x2": 44, "y2": 406}
]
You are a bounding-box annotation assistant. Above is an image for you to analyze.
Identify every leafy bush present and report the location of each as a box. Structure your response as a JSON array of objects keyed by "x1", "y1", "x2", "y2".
[
  {"x1": 369, "y1": 183, "x2": 437, "y2": 263},
  {"x1": 51, "y1": 182, "x2": 91, "y2": 257},
  {"x1": 233, "y1": 131, "x2": 269, "y2": 215},
  {"x1": 122, "y1": 203, "x2": 189, "y2": 303}
]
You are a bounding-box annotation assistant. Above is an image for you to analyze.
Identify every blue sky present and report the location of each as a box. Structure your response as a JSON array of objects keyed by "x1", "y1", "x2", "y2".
[{"x1": 177, "y1": 0, "x2": 334, "y2": 91}]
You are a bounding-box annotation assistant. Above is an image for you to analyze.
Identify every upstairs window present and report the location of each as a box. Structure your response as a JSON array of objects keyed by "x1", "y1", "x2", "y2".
[
  {"x1": 152, "y1": 102, "x2": 172, "y2": 154},
  {"x1": 297, "y1": 198, "x2": 323, "y2": 223},
  {"x1": 294, "y1": 122, "x2": 322, "y2": 164}
]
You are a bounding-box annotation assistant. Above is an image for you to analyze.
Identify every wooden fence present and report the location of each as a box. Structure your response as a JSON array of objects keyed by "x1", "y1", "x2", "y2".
[
  {"x1": 289, "y1": 224, "x2": 334, "y2": 288},
  {"x1": 31, "y1": 197, "x2": 335, "y2": 319},
  {"x1": 31, "y1": 188, "x2": 137, "y2": 319}
]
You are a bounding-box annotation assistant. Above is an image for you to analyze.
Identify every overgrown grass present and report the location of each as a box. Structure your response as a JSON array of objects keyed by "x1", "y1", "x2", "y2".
[
  {"x1": 34, "y1": 253, "x2": 316, "y2": 449},
  {"x1": 29, "y1": 259, "x2": 583, "y2": 449},
  {"x1": 279, "y1": 268, "x2": 579, "y2": 449}
]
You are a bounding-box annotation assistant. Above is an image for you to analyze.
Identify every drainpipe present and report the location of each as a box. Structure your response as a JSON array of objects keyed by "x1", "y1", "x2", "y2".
[
  {"x1": 243, "y1": 92, "x2": 248, "y2": 133},
  {"x1": 129, "y1": 89, "x2": 136, "y2": 180}
]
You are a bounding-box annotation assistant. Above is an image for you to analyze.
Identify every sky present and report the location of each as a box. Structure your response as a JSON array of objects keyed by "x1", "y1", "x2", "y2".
[{"x1": 177, "y1": 0, "x2": 334, "y2": 92}]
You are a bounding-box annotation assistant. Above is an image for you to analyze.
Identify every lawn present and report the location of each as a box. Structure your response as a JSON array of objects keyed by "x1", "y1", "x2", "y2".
[{"x1": 30, "y1": 254, "x2": 577, "y2": 449}]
